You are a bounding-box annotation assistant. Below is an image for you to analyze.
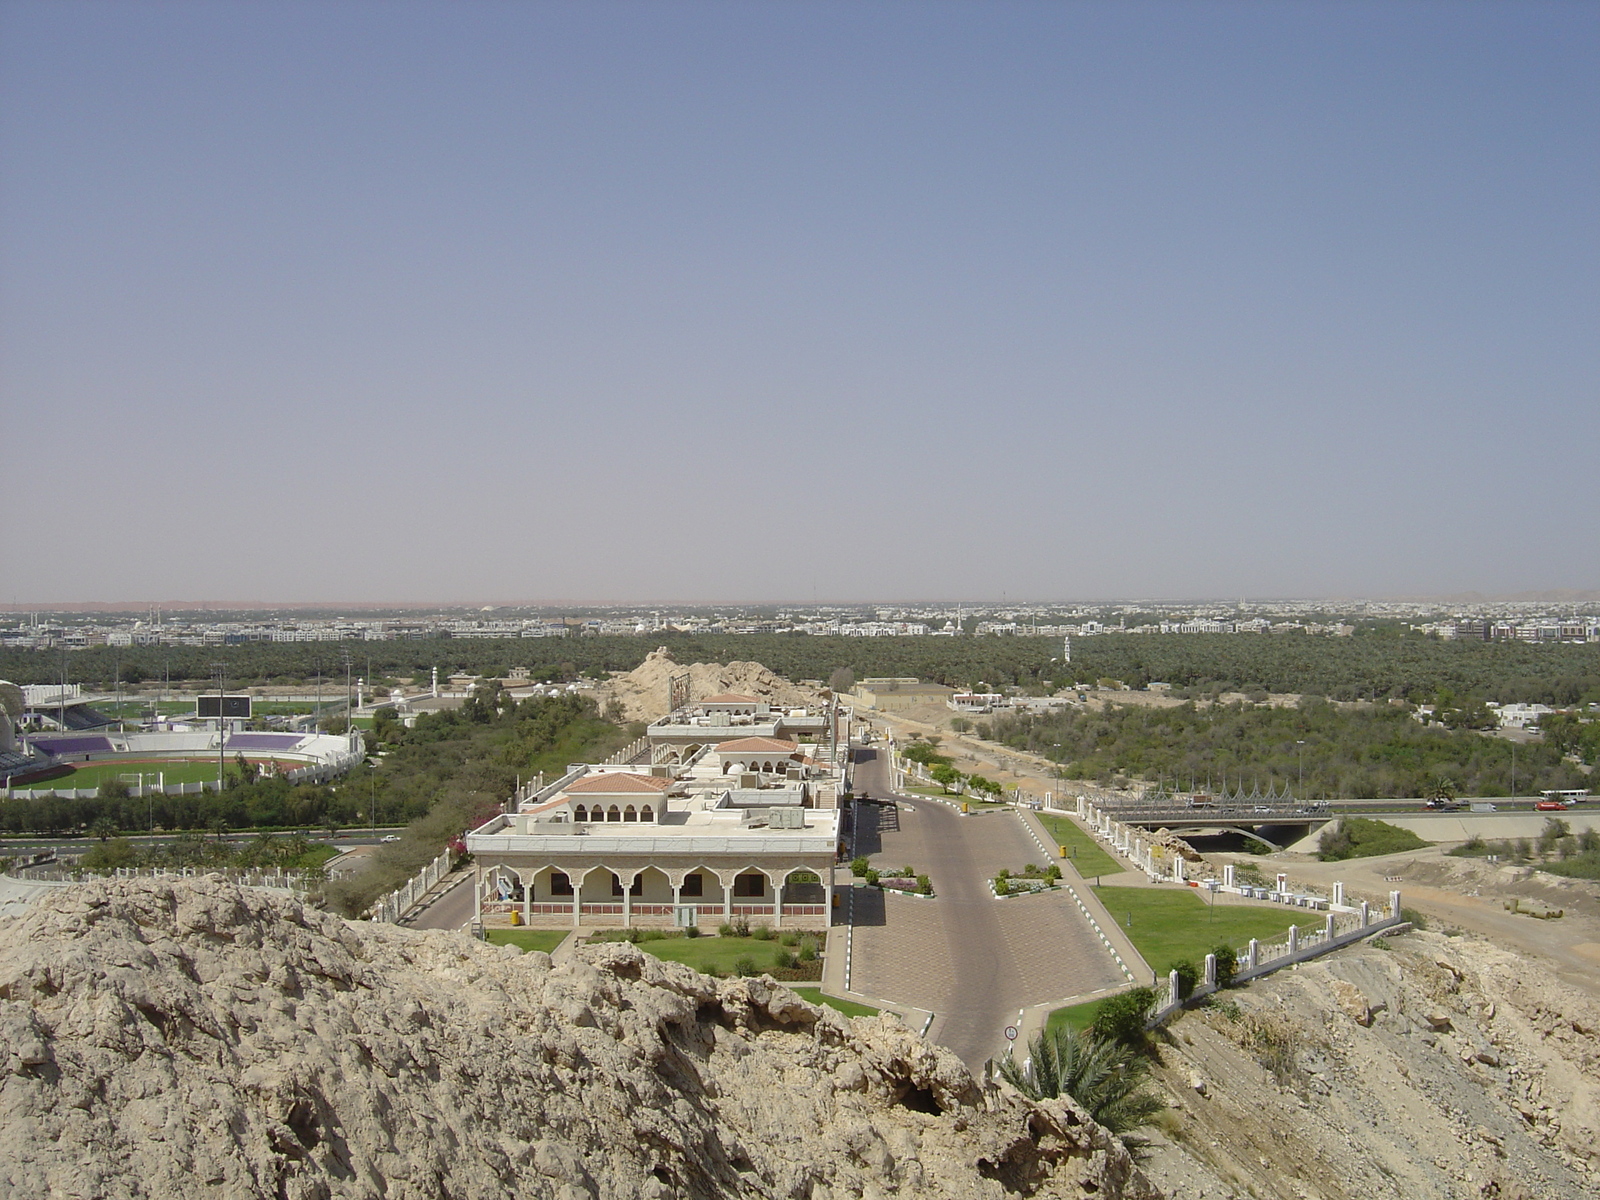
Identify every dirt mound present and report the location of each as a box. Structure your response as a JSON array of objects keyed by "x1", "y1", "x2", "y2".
[
  {"x1": 599, "y1": 647, "x2": 819, "y2": 723},
  {"x1": 0, "y1": 878, "x2": 1157, "y2": 1199}
]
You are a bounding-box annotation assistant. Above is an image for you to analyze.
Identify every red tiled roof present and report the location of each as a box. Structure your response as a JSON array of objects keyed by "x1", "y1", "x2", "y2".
[
  {"x1": 715, "y1": 737, "x2": 801, "y2": 754},
  {"x1": 565, "y1": 773, "x2": 675, "y2": 794}
]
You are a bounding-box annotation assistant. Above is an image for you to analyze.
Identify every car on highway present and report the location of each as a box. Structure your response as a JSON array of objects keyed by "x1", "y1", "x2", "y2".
[
  {"x1": 380, "y1": 834, "x2": 402, "y2": 842},
  {"x1": 1534, "y1": 800, "x2": 1568, "y2": 811}
]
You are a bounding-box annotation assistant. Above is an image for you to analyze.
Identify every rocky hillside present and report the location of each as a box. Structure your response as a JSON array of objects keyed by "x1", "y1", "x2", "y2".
[
  {"x1": 598, "y1": 647, "x2": 819, "y2": 723},
  {"x1": 0, "y1": 879, "x2": 1155, "y2": 1200},
  {"x1": 1139, "y1": 928, "x2": 1600, "y2": 1200}
]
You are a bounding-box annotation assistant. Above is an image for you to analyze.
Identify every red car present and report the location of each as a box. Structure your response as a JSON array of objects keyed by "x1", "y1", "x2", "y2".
[{"x1": 1535, "y1": 800, "x2": 1568, "y2": 811}]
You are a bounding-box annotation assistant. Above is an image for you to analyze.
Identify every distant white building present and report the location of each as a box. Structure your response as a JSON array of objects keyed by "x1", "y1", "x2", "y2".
[{"x1": 1495, "y1": 703, "x2": 1554, "y2": 729}]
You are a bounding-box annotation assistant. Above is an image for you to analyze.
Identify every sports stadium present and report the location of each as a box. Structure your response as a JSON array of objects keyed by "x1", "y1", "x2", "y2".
[{"x1": 0, "y1": 681, "x2": 363, "y2": 799}]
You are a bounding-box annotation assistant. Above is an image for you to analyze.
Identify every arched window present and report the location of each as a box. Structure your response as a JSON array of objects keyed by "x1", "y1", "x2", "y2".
[
  {"x1": 623, "y1": 805, "x2": 637, "y2": 822},
  {"x1": 608, "y1": 805, "x2": 621, "y2": 822},
  {"x1": 640, "y1": 804, "x2": 653, "y2": 822},
  {"x1": 573, "y1": 805, "x2": 587, "y2": 822}
]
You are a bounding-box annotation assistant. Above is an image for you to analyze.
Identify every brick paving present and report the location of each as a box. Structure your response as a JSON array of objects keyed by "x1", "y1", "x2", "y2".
[{"x1": 847, "y1": 750, "x2": 1127, "y2": 1068}]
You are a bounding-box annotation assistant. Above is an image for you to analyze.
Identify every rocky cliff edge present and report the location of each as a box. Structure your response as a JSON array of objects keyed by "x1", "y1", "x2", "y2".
[{"x1": 0, "y1": 879, "x2": 1157, "y2": 1200}]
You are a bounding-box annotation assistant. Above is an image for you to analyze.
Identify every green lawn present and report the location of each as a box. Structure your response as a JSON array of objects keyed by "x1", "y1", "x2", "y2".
[
  {"x1": 1093, "y1": 884, "x2": 1305, "y2": 972},
  {"x1": 1045, "y1": 998, "x2": 1104, "y2": 1035},
  {"x1": 1037, "y1": 813, "x2": 1124, "y2": 878},
  {"x1": 791, "y1": 987, "x2": 878, "y2": 1018},
  {"x1": 633, "y1": 933, "x2": 824, "y2": 977},
  {"x1": 486, "y1": 929, "x2": 570, "y2": 953},
  {"x1": 61, "y1": 758, "x2": 289, "y2": 788}
]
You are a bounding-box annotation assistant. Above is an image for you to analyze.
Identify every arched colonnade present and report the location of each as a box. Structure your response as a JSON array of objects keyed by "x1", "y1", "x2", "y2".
[{"x1": 475, "y1": 860, "x2": 834, "y2": 929}]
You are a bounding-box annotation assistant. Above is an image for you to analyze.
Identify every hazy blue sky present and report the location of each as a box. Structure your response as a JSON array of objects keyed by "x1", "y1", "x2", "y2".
[{"x1": 3, "y1": 1, "x2": 1596, "y2": 604}]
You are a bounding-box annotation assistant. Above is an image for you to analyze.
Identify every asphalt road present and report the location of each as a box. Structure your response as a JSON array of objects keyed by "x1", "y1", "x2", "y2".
[
  {"x1": 406, "y1": 874, "x2": 475, "y2": 931},
  {"x1": 852, "y1": 749, "x2": 1034, "y2": 1066}
]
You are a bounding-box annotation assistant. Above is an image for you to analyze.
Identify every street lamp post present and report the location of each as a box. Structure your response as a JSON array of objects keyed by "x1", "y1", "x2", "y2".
[{"x1": 1296, "y1": 740, "x2": 1306, "y2": 798}]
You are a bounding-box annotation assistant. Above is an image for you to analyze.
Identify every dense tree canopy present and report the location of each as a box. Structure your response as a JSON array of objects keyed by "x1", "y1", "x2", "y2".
[
  {"x1": 989, "y1": 698, "x2": 1589, "y2": 799},
  {"x1": 7, "y1": 631, "x2": 1598, "y2": 707}
]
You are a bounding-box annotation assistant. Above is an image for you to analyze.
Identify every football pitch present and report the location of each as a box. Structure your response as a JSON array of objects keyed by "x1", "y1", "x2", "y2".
[{"x1": 61, "y1": 758, "x2": 301, "y2": 788}]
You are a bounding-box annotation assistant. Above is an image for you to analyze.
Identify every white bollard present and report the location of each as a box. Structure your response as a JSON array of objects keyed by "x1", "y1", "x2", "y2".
[
  {"x1": 1390, "y1": 889, "x2": 1403, "y2": 920},
  {"x1": 1204, "y1": 953, "x2": 1217, "y2": 987},
  {"x1": 1287, "y1": 925, "x2": 1299, "y2": 954},
  {"x1": 1325, "y1": 912, "x2": 1336, "y2": 941},
  {"x1": 1359, "y1": 900, "x2": 1370, "y2": 927},
  {"x1": 1247, "y1": 938, "x2": 1260, "y2": 969}
]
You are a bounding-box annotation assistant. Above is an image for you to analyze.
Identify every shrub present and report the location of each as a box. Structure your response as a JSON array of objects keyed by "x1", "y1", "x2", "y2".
[
  {"x1": 732, "y1": 955, "x2": 760, "y2": 977},
  {"x1": 1169, "y1": 960, "x2": 1200, "y2": 1002},
  {"x1": 1211, "y1": 944, "x2": 1238, "y2": 989},
  {"x1": 901, "y1": 866, "x2": 915, "y2": 878},
  {"x1": 917, "y1": 874, "x2": 932, "y2": 895},
  {"x1": 850, "y1": 856, "x2": 871, "y2": 878},
  {"x1": 684, "y1": 925, "x2": 700, "y2": 938},
  {"x1": 731, "y1": 917, "x2": 750, "y2": 938},
  {"x1": 779, "y1": 931, "x2": 799, "y2": 947},
  {"x1": 1045, "y1": 863, "x2": 1062, "y2": 882},
  {"x1": 1317, "y1": 818, "x2": 1428, "y2": 862},
  {"x1": 1022, "y1": 863, "x2": 1040, "y2": 877},
  {"x1": 774, "y1": 949, "x2": 798, "y2": 971},
  {"x1": 717, "y1": 922, "x2": 734, "y2": 937},
  {"x1": 863, "y1": 868, "x2": 880, "y2": 886},
  {"x1": 1092, "y1": 986, "x2": 1156, "y2": 1048},
  {"x1": 751, "y1": 925, "x2": 773, "y2": 941},
  {"x1": 797, "y1": 937, "x2": 818, "y2": 963},
  {"x1": 994, "y1": 876, "x2": 1011, "y2": 896}
]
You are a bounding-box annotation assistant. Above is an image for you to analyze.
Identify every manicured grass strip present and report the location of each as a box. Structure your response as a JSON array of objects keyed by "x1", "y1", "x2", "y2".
[
  {"x1": 635, "y1": 933, "x2": 824, "y2": 976},
  {"x1": 1046, "y1": 999, "x2": 1103, "y2": 1035},
  {"x1": 1092, "y1": 885, "x2": 1303, "y2": 972},
  {"x1": 486, "y1": 929, "x2": 570, "y2": 953},
  {"x1": 792, "y1": 987, "x2": 878, "y2": 1018},
  {"x1": 1037, "y1": 813, "x2": 1124, "y2": 878}
]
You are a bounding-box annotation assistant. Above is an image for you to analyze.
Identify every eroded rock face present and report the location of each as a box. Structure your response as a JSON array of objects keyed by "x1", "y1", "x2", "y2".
[{"x1": 0, "y1": 880, "x2": 1158, "y2": 1200}]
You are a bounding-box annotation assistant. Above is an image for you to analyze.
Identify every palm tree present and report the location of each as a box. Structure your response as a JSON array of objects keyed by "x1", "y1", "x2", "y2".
[{"x1": 999, "y1": 1025, "x2": 1164, "y2": 1148}]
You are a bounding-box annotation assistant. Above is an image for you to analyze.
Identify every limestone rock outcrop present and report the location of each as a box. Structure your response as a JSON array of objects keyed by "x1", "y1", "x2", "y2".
[{"x1": 0, "y1": 879, "x2": 1157, "y2": 1199}]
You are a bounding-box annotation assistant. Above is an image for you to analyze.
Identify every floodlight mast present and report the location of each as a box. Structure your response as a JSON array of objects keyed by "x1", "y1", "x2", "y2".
[{"x1": 211, "y1": 661, "x2": 228, "y2": 795}]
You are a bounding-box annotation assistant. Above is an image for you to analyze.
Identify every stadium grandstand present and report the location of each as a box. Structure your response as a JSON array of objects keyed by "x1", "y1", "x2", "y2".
[
  {"x1": 0, "y1": 679, "x2": 365, "y2": 795},
  {"x1": 16, "y1": 683, "x2": 116, "y2": 732}
]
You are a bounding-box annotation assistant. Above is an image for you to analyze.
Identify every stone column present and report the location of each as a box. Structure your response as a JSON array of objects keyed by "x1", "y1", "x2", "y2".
[
  {"x1": 774, "y1": 876, "x2": 785, "y2": 930},
  {"x1": 1168, "y1": 968, "x2": 1182, "y2": 1006},
  {"x1": 622, "y1": 871, "x2": 635, "y2": 928},
  {"x1": 1287, "y1": 925, "x2": 1299, "y2": 954},
  {"x1": 572, "y1": 876, "x2": 583, "y2": 928},
  {"x1": 1223, "y1": 864, "x2": 1236, "y2": 889},
  {"x1": 1390, "y1": 889, "x2": 1402, "y2": 920},
  {"x1": 1247, "y1": 938, "x2": 1260, "y2": 970},
  {"x1": 825, "y1": 863, "x2": 834, "y2": 924},
  {"x1": 1325, "y1": 912, "x2": 1336, "y2": 941},
  {"x1": 473, "y1": 863, "x2": 482, "y2": 924},
  {"x1": 1203, "y1": 953, "x2": 1217, "y2": 987},
  {"x1": 523, "y1": 871, "x2": 533, "y2": 926},
  {"x1": 1174, "y1": 855, "x2": 1186, "y2": 884},
  {"x1": 1332, "y1": 881, "x2": 1345, "y2": 907},
  {"x1": 1359, "y1": 900, "x2": 1370, "y2": 927}
]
